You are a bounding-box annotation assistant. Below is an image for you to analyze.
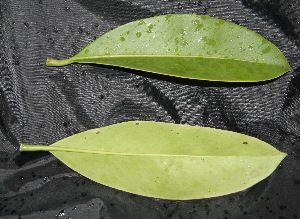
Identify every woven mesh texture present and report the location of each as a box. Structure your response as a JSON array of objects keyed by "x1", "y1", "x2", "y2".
[{"x1": 0, "y1": 0, "x2": 300, "y2": 218}]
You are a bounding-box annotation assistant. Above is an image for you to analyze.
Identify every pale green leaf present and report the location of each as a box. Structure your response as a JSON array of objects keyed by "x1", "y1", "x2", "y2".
[{"x1": 20, "y1": 121, "x2": 286, "y2": 200}]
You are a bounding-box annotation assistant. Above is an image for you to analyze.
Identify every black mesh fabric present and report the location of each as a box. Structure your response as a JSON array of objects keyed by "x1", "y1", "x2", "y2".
[{"x1": 1, "y1": 0, "x2": 300, "y2": 218}]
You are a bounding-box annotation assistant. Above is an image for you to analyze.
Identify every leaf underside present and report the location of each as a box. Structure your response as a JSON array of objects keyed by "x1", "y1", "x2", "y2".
[
  {"x1": 47, "y1": 14, "x2": 291, "y2": 82},
  {"x1": 20, "y1": 121, "x2": 286, "y2": 200}
]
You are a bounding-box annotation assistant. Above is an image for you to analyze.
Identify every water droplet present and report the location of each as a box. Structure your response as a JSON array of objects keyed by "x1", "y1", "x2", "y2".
[
  {"x1": 215, "y1": 19, "x2": 225, "y2": 26},
  {"x1": 193, "y1": 20, "x2": 203, "y2": 30},
  {"x1": 23, "y1": 22, "x2": 29, "y2": 28},
  {"x1": 114, "y1": 44, "x2": 121, "y2": 50},
  {"x1": 138, "y1": 20, "x2": 146, "y2": 26},
  {"x1": 64, "y1": 7, "x2": 70, "y2": 11},
  {"x1": 83, "y1": 48, "x2": 90, "y2": 55},
  {"x1": 43, "y1": 176, "x2": 49, "y2": 183},
  {"x1": 120, "y1": 36, "x2": 125, "y2": 42},
  {"x1": 203, "y1": 36, "x2": 216, "y2": 46},
  {"x1": 136, "y1": 31, "x2": 142, "y2": 38},
  {"x1": 262, "y1": 46, "x2": 271, "y2": 54},
  {"x1": 165, "y1": 14, "x2": 173, "y2": 21},
  {"x1": 56, "y1": 209, "x2": 66, "y2": 218},
  {"x1": 180, "y1": 28, "x2": 186, "y2": 36},
  {"x1": 261, "y1": 39, "x2": 268, "y2": 44},
  {"x1": 147, "y1": 23, "x2": 154, "y2": 33}
]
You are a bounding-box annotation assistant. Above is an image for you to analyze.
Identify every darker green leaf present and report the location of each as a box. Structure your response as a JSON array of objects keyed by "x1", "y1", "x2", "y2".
[{"x1": 47, "y1": 14, "x2": 291, "y2": 82}]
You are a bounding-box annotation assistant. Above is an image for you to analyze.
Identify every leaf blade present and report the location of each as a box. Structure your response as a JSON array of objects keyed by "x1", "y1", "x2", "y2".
[
  {"x1": 20, "y1": 121, "x2": 286, "y2": 200},
  {"x1": 47, "y1": 14, "x2": 291, "y2": 82},
  {"x1": 47, "y1": 153, "x2": 284, "y2": 200}
]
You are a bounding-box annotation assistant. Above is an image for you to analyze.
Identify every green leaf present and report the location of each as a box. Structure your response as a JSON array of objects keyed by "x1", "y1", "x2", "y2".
[
  {"x1": 47, "y1": 14, "x2": 291, "y2": 82},
  {"x1": 20, "y1": 121, "x2": 286, "y2": 200}
]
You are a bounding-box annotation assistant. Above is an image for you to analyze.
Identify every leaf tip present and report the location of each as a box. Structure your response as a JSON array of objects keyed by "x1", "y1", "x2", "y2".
[{"x1": 281, "y1": 151, "x2": 288, "y2": 160}]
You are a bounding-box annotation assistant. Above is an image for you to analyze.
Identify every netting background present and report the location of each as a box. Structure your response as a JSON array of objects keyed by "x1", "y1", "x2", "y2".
[{"x1": 0, "y1": 0, "x2": 300, "y2": 218}]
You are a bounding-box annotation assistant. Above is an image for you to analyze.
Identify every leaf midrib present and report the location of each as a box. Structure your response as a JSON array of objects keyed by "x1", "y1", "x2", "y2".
[
  {"x1": 71, "y1": 55, "x2": 288, "y2": 68},
  {"x1": 21, "y1": 144, "x2": 285, "y2": 158}
]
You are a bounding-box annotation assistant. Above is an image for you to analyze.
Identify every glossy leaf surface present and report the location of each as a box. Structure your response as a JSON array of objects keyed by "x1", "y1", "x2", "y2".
[
  {"x1": 47, "y1": 14, "x2": 291, "y2": 82},
  {"x1": 20, "y1": 121, "x2": 286, "y2": 200}
]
